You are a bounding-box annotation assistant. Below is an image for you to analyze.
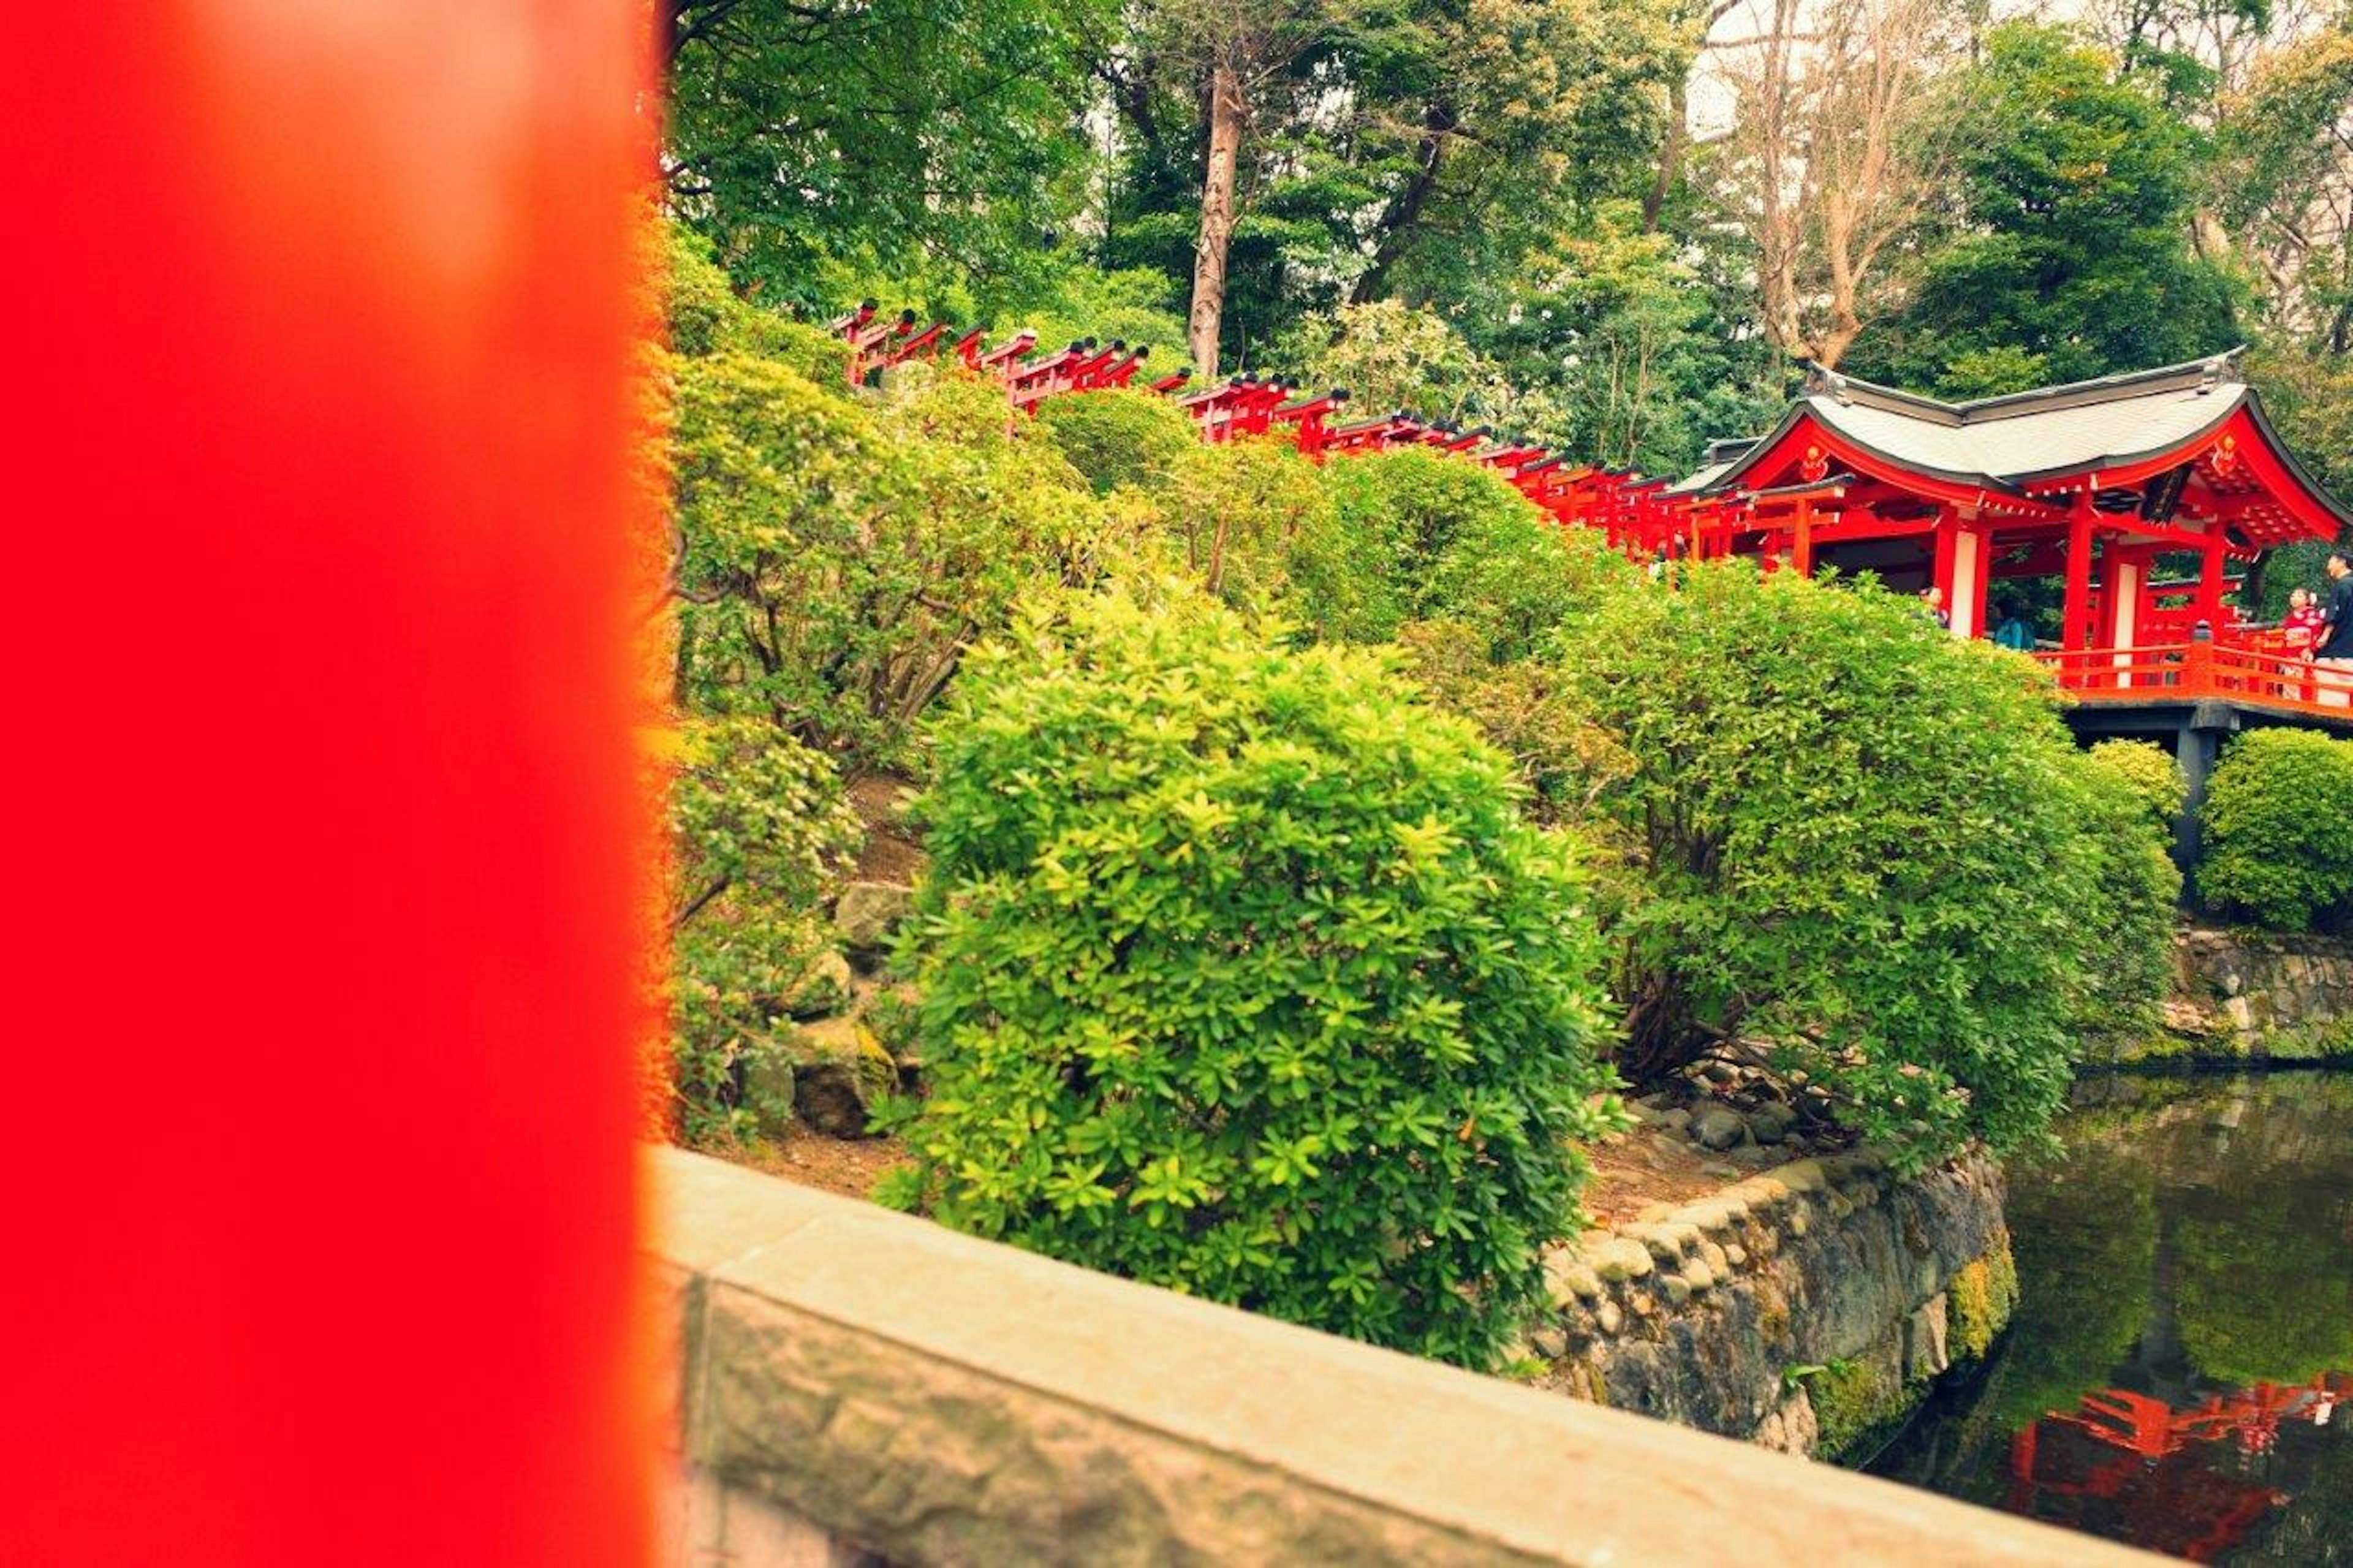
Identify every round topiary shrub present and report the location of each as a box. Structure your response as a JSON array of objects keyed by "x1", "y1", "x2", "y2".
[
  {"x1": 881, "y1": 593, "x2": 1616, "y2": 1368},
  {"x1": 1562, "y1": 561, "x2": 2143, "y2": 1162},
  {"x1": 2200, "y1": 728, "x2": 2353, "y2": 929},
  {"x1": 2083, "y1": 739, "x2": 2185, "y2": 830},
  {"x1": 1034, "y1": 387, "x2": 1200, "y2": 497}
]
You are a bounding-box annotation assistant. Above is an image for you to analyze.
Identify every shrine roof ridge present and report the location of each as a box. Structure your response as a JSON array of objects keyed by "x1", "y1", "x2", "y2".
[{"x1": 1802, "y1": 349, "x2": 2247, "y2": 426}]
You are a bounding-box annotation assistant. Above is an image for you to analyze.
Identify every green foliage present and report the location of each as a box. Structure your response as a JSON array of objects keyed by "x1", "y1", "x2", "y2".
[
  {"x1": 665, "y1": 0, "x2": 1115, "y2": 309},
  {"x1": 669, "y1": 354, "x2": 1126, "y2": 765},
  {"x1": 667, "y1": 719, "x2": 863, "y2": 1142},
  {"x1": 1857, "y1": 22, "x2": 2241, "y2": 395},
  {"x1": 884, "y1": 593, "x2": 1618, "y2": 1367},
  {"x1": 1103, "y1": 0, "x2": 1691, "y2": 365},
  {"x1": 661, "y1": 222, "x2": 852, "y2": 384},
  {"x1": 2199, "y1": 728, "x2": 2353, "y2": 928},
  {"x1": 2084, "y1": 741, "x2": 2186, "y2": 830},
  {"x1": 1397, "y1": 620, "x2": 1634, "y2": 831},
  {"x1": 1035, "y1": 388, "x2": 1200, "y2": 498},
  {"x1": 1485, "y1": 208, "x2": 1788, "y2": 475},
  {"x1": 1423, "y1": 502, "x2": 1641, "y2": 665},
  {"x1": 1275, "y1": 301, "x2": 1541, "y2": 431},
  {"x1": 1564, "y1": 562, "x2": 2142, "y2": 1165},
  {"x1": 2064, "y1": 745, "x2": 2186, "y2": 1039},
  {"x1": 1161, "y1": 436, "x2": 1362, "y2": 631},
  {"x1": 1318, "y1": 447, "x2": 1557, "y2": 640}
]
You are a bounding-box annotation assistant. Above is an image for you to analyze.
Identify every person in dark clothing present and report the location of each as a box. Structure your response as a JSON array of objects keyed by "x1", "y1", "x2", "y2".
[{"x1": 2316, "y1": 552, "x2": 2353, "y2": 706}]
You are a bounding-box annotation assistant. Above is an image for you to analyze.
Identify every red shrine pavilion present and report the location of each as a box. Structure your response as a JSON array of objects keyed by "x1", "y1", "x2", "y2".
[
  {"x1": 833, "y1": 308, "x2": 2353, "y2": 720},
  {"x1": 1667, "y1": 352, "x2": 2353, "y2": 711}
]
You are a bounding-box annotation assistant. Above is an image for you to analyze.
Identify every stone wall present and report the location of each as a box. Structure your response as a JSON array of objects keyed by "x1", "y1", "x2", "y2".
[
  {"x1": 1536, "y1": 1149, "x2": 2015, "y2": 1463},
  {"x1": 2099, "y1": 925, "x2": 2353, "y2": 1068},
  {"x1": 648, "y1": 1146, "x2": 2145, "y2": 1567}
]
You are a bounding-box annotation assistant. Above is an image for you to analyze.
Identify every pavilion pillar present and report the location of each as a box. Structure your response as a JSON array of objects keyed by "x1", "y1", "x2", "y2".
[
  {"x1": 1931, "y1": 509, "x2": 1957, "y2": 622},
  {"x1": 1949, "y1": 517, "x2": 1988, "y2": 639},
  {"x1": 2197, "y1": 527, "x2": 2229, "y2": 630},
  {"x1": 2107, "y1": 549, "x2": 2145, "y2": 688},
  {"x1": 2063, "y1": 491, "x2": 2098, "y2": 654},
  {"x1": 1792, "y1": 499, "x2": 1815, "y2": 577}
]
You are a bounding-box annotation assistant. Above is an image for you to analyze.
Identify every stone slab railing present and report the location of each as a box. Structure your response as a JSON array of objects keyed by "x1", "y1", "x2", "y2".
[{"x1": 647, "y1": 1146, "x2": 2157, "y2": 1566}]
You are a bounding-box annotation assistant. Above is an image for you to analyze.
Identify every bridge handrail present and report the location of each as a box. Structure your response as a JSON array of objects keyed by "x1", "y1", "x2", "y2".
[{"x1": 2031, "y1": 640, "x2": 2353, "y2": 718}]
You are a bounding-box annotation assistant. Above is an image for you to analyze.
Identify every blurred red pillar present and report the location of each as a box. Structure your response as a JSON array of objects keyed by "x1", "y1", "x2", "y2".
[{"x1": 3, "y1": 6, "x2": 654, "y2": 1564}]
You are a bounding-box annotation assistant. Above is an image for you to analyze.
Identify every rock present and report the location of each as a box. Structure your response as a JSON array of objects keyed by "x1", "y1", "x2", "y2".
[
  {"x1": 1702, "y1": 1060, "x2": 1739, "y2": 1086},
  {"x1": 1590, "y1": 1237, "x2": 1654, "y2": 1282},
  {"x1": 1529, "y1": 1324, "x2": 1571, "y2": 1360},
  {"x1": 781, "y1": 949, "x2": 854, "y2": 1020},
  {"x1": 786, "y1": 1017, "x2": 899, "y2": 1137},
  {"x1": 1680, "y1": 1259, "x2": 1716, "y2": 1292},
  {"x1": 1594, "y1": 1300, "x2": 1624, "y2": 1336},
  {"x1": 1692, "y1": 1105, "x2": 1746, "y2": 1150},
  {"x1": 834, "y1": 881, "x2": 915, "y2": 966},
  {"x1": 1775, "y1": 1159, "x2": 1830, "y2": 1194},
  {"x1": 1659, "y1": 1108, "x2": 1691, "y2": 1134},
  {"x1": 1697, "y1": 1241, "x2": 1730, "y2": 1278},
  {"x1": 1749, "y1": 1102, "x2": 1798, "y2": 1145},
  {"x1": 1632, "y1": 1226, "x2": 1688, "y2": 1268},
  {"x1": 1544, "y1": 1253, "x2": 1605, "y2": 1308},
  {"x1": 1661, "y1": 1274, "x2": 1693, "y2": 1306},
  {"x1": 742, "y1": 1047, "x2": 795, "y2": 1134}
]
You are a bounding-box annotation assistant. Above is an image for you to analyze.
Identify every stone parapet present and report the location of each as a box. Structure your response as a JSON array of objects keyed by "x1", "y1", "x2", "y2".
[{"x1": 648, "y1": 1146, "x2": 2151, "y2": 1566}]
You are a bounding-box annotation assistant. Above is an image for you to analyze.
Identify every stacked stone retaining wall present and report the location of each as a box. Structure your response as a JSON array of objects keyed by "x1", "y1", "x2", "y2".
[
  {"x1": 2096, "y1": 925, "x2": 2353, "y2": 1068},
  {"x1": 1535, "y1": 1149, "x2": 2015, "y2": 1462}
]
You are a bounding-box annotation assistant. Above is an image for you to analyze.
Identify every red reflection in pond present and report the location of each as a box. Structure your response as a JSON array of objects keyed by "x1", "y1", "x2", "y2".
[{"x1": 2007, "y1": 1374, "x2": 2349, "y2": 1562}]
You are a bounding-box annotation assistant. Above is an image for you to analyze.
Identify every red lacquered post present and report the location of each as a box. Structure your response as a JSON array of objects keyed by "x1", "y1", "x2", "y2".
[{"x1": 2, "y1": 7, "x2": 656, "y2": 1566}]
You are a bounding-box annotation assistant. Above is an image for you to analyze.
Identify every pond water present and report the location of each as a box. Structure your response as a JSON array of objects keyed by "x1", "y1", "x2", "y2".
[{"x1": 1873, "y1": 1072, "x2": 2353, "y2": 1564}]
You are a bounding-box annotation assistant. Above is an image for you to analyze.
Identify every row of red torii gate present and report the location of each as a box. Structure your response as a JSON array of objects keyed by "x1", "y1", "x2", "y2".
[{"x1": 832, "y1": 306, "x2": 2353, "y2": 721}]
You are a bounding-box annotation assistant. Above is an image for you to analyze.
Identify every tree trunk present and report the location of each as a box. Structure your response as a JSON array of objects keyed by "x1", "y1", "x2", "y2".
[
  {"x1": 1189, "y1": 60, "x2": 1246, "y2": 381},
  {"x1": 1354, "y1": 102, "x2": 1451, "y2": 302},
  {"x1": 1642, "y1": 76, "x2": 1688, "y2": 232}
]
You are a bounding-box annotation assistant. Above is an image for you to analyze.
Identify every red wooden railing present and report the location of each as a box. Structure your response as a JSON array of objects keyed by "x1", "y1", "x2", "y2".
[
  {"x1": 835, "y1": 314, "x2": 1720, "y2": 554},
  {"x1": 2033, "y1": 638, "x2": 2353, "y2": 718}
]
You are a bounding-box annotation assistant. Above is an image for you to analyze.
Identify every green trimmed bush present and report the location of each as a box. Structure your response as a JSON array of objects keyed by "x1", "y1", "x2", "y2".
[
  {"x1": 662, "y1": 221, "x2": 850, "y2": 384},
  {"x1": 2066, "y1": 744, "x2": 2184, "y2": 1037},
  {"x1": 1162, "y1": 436, "x2": 1370, "y2": 634},
  {"x1": 1563, "y1": 561, "x2": 2146, "y2": 1164},
  {"x1": 1035, "y1": 387, "x2": 1200, "y2": 497},
  {"x1": 2200, "y1": 729, "x2": 2353, "y2": 929},
  {"x1": 883, "y1": 593, "x2": 1617, "y2": 1367},
  {"x1": 2084, "y1": 740, "x2": 2184, "y2": 830}
]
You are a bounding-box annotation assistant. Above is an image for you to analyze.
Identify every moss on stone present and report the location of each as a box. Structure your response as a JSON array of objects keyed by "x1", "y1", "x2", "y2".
[
  {"x1": 1947, "y1": 1237, "x2": 2020, "y2": 1364},
  {"x1": 1806, "y1": 1352, "x2": 1911, "y2": 1463}
]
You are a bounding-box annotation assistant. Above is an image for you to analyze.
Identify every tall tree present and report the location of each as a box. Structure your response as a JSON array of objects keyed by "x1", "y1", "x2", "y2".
[
  {"x1": 1124, "y1": 0, "x2": 1332, "y2": 377},
  {"x1": 663, "y1": 0, "x2": 1112, "y2": 308},
  {"x1": 1710, "y1": 0, "x2": 1974, "y2": 368},
  {"x1": 1855, "y1": 22, "x2": 2241, "y2": 396},
  {"x1": 1342, "y1": 0, "x2": 1691, "y2": 305}
]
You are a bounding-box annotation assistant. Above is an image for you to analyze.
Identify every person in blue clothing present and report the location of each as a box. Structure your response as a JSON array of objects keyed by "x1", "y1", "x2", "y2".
[{"x1": 1991, "y1": 599, "x2": 2036, "y2": 651}]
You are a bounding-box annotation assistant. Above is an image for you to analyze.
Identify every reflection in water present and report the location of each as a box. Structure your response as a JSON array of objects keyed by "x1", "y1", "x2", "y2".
[
  {"x1": 2007, "y1": 1377, "x2": 2347, "y2": 1562},
  {"x1": 1873, "y1": 1073, "x2": 2353, "y2": 1564}
]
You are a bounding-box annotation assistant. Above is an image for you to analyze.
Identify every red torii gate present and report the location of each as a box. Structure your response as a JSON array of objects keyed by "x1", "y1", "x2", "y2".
[{"x1": 830, "y1": 317, "x2": 2353, "y2": 712}]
